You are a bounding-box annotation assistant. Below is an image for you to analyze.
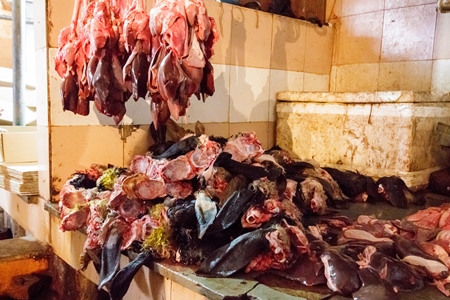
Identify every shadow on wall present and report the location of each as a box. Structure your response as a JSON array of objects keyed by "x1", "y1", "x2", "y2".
[
  {"x1": 228, "y1": 8, "x2": 252, "y2": 123},
  {"x1": 271, "y1": 17, "x2": 302, "y2": 148}
]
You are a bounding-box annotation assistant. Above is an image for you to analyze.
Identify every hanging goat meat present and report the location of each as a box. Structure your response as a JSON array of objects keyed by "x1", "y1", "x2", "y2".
[
  {"x1": 122, "y1": 0, "x2": 151, "y2": 100},
  {"x1": 148, "y1": 0, "x2": 218, "y2": 129},
  {"x1": 55, "y1": 0, "x2": 217, "y2": 127}
]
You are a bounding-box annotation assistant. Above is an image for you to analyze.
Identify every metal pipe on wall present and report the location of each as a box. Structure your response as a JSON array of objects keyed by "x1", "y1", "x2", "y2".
[{"x1": 12, "y1": 0, "x2": 26, "y2": 126}]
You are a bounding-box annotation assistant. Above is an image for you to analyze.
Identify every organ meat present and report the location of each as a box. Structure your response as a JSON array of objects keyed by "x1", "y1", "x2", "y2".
[{"x1": 55, "y1": 0, "x2": 217, "y2": 128}]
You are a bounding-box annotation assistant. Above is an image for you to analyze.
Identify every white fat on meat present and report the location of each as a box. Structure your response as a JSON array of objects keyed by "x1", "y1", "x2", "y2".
[
  {"x1": 338, "y1": 228, "x2": 394, "y2": 244},
  {"x1": 320, "y1": 254, "x2": 339, "y2": 292},
  {"x1": 403, "y1": 255, "x2": 449, "y2": 279}
]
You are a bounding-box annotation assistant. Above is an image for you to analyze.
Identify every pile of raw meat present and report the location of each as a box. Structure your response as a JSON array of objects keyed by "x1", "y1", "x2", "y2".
[
  {"x1": 58, "y1": 129, "x2": 450, "y2": 299},
  {"x1": 55, "y1": 0, "x2": 218, "y2": 126}
]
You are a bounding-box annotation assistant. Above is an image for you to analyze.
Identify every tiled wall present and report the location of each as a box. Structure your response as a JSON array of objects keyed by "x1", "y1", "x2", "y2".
[
  {"x1": 36, "y1": 0, "x2": 335, "y2": 201},
  {"x1": 329, "y1": 0, "x2": 450, "y2": 94}
]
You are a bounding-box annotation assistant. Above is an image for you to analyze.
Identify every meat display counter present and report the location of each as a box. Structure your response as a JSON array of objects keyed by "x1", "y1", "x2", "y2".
[{"x1": 45, "y1": 192, "x2": 450, "y2": 300}]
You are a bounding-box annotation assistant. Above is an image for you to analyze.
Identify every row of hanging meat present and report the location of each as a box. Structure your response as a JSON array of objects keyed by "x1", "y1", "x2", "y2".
[{"x1": 55, "y1": 0, "x2": 218, "y2": 126}]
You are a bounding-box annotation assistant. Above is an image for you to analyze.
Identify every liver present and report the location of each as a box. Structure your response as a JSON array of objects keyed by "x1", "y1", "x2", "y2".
[{"x1": 276, "y1": 91, "x2": 450, "y2": 189}]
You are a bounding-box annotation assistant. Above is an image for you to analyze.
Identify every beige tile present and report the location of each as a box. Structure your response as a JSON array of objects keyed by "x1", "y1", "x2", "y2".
[
  {"x1": 385, "y1": 0, "x2": 435, "y2": 9},
  {"x1": 230, "y1": 6, "x2": 272, "y2": 69},
  {"x1": 51, "y1": 218, "x2": 71, "y2": 262},
  {"x1": 378, "y1": 61, "x2": 432, "y2": 91},
  {"x1": 329, "y1": 66, "x2": 338, "y2": 92},
  {"x1": 431, "y1": 59, "x2": 450, "y2": 95},
  {"x1": 123, "y1": 124, "x2": 152, "y2": 167},
  {"x1": 341, "y1": 0, "x2": 385, "y2": 16},
  {"x1": 176, "y1": 121, "x2": 230, "y2": 138},
  {"x1": 337, "y1": 12, "x2": 384, "y2": 65},
  {"x1": 124, "y1": 268, "x2": 166, "y2": 300},
  {"x1": 304, "y1": 22, "x2": 334, "y2": 74},
  {"x1": 186, "y1": 64, "x2": 230, "y2": 123},
  {"x1": 202, "y1": 122, "x2": 230, "y2": 138},
  {"x1": 0, "y1": 194, "x2": 49, "y2": 242},
  {"x1": 205, "y1": 0, "x2": 233, "y2": 65},
  {"x1": 303, "y1": 73, "x2": 330, "y2": 92},
  {"x1": 37, "y1": 125, "x2": 51, "y2": 201},
  {"x1": 229, "y1": 66, "x2": 270, "y2": 122},
  {"x1": 433, "y1": 12, "x2": 450, "y2": 60},
  {"x1": 162, "y1": 277, "x2": 171, "y2": 300},
  {"x1": 47, "y1": 0, "x2": 75, "y2": 48},
  {"x1": 50, "y1": 125, "x2": 124, "y2": 199},
  {"x1": 171, "y1": 280, "x2": 208, "y2": 300},
  {"x1": 381, "y1": 5, "x2": 436, "y2": 61},
  {"x1": 269, "y1": 69, "x2": 304, "y2": 122},
  {"x1": 229, "y1": 122, "x2": 270, "y2": 149},
  {"x1": 267, "y1": 121, "x2": 276, "y2": 149},
  {"x1": 68, "y1": 230, "x2": 87, "y2": 268},
  {"x1": 271, "y1": 14, "x2": 306, "y2": 72},
  {"x1": 334, "y1": 63, "x2": 379, "y2": 92}
]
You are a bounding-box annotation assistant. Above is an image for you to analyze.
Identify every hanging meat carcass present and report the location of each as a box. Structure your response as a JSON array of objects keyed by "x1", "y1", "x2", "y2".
[
  {"x1": 148, "y1": 0, "x2": 218, "y2": 129},
  {"x1": 55, "y1": 0, "x2": 218, "y2": 127}
]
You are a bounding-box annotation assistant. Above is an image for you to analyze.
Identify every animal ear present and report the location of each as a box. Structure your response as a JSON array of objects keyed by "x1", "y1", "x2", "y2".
[
  {"x1": 150, "y1": 121, "x2": 167, "y2": 145},
  {"x1": 195, "y1": 120, "x2": 205, "y2": 136}
]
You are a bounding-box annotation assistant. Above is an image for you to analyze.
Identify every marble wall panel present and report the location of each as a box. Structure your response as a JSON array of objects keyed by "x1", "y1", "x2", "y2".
[
  {"x1": 381, "y1": 5, "x2": 436, "y2": 62},
  {"x1": 336, "y1": 12, "x2": 384, "y2": 65}
]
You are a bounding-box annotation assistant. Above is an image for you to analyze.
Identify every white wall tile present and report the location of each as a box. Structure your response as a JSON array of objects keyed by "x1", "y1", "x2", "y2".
[
  {"x1": 378, "y1": 61, "x2": 432, "y2": 91},
  {"x1": 431, "y1": 59, "x2": 450, "y2": 95},
  {"x1": 329, "y1": 66, "x2": 338, "y2": 92},
  {"x1": 433, "y1": 12, "x2": 450, "y2": 60},
  {"x1": 269, "y1": 69, "x2": 304, "y2": 122},
  {"x1": 337, "y1": 12, "x2": 384, "y2": 65},
  {"x1": 185, "y1": 64, "x2": 230, "y2": 123},
  {"x1": 381, "y1": 5, "x2": 436, "y2": 62},
  {"x1": 33, "y1": 0, "x2": 47, "y2": 50},
  {"x1": 334, "y1": 63, "x2": 379, "y2": 92},
  {"x1": 384, "y1": 0, "x2": 435, "y2": 10},
  {"x1": 341, "y1": 0, "x2": 385, "y2": 16},
  {"x1": 229, "y1": 66, "x2": 270, "y2": 122},
  {"x1": 303, "y1": 73, "x2": 330, "y2": 92}
]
